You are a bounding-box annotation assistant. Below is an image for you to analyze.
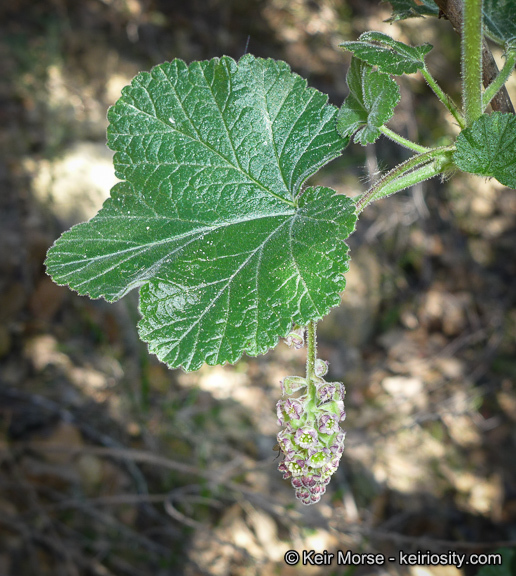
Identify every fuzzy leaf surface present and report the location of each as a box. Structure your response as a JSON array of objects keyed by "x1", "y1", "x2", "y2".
[
  {"x1": 453, "y1": 112, "x2": 516, "y2": 188},
  {"x1": 340, "y1": 31, "x2": 432, "y2": 75},
  {"x1": 337, "y1": 58, "x2": 400, "y2": 145},
  {"x1": 45, "y1": 55, "x2": 355, "y2": 371},
  {"x1": 482, "y1": 0, "x2": 516, "y2": 45}
]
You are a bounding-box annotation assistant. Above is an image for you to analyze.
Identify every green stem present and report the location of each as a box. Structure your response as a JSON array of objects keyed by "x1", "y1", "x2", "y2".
[
  {"x1": 380, "y1": 126, "x2": 431, "y2": 153},
  {"x1": 482, "y1": 49, "x2": 516, "y2": 110},
  {"x1": 420, "y1": 67, "x2": 466, "y2": 129},
  {"x1": 306, "y1": 320, "x2": 318, "y2": 405},
  {"x1": 462, "y1": 0, "x2": 483, "y2": 124},
  {"x1": 355, "y1": 146, "x2": 454, "y2": 213},
  {"x1": 306, "y1": 320, "x2": 317, "y2": 380}
]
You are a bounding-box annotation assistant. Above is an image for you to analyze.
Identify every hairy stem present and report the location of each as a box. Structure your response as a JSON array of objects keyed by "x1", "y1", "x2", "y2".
[
  {"x1": 355, "y1": 146, "x2": 454, "y2": 213},
  {"x1": 433, "y1": 0, "x2": 514, "y2": 113},
  {"x1": 306, "y1": 320, "x2": 318, "y2": 405},
  {"x1": 482, "y1": 49, "x2": 516, "y2": 110},
  {"x1": 420, "y1": 67, "x2": 466, "y2": 128},
  {"x1": 462, "y1": 0, "x2": 484, "y2": 124},
  {"x1": 380, "y1": 126, "x2": 431, "y2": 153},
  {"x1": 481, "y1": 40, "x2": 515, "y2": 113}
]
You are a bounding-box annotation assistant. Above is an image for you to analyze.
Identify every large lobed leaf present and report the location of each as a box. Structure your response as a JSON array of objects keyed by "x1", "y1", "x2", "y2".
[
  {"x1": 337, "y1": 58, "x2": 400, "y2": 145},
  {"x1": 453, "y1": 112, "x2": 516, "y2": 188},
  {"x1": 45, "y1": 55, "x2": 356, "y2": 371}
]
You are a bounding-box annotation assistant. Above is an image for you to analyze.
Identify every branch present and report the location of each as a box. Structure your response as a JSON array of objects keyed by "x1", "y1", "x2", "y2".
[{"x1": 433, "y1": 0, "x2": 515, "y2": 114}]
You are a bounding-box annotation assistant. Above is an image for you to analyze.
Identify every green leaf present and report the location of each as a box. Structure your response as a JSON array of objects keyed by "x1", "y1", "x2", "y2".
[
  {"x1": 45, "y1": 55, "x2": 356, "y2": 371},
  {"x1": 340, "y1": 31, "x2": 433, "y2": 75},
  {"x1": 337, "y1": 58, "x2": 400, "y2": 145},
  {"x1": 453, "y1": 112, "x2": 516, "y2": 188},
  {"x1": 483, "y1": 0, "x2": 516, "y2": 45},
  {"x1": 383, "y1": 0, "x2": 439, "y2": 22}
]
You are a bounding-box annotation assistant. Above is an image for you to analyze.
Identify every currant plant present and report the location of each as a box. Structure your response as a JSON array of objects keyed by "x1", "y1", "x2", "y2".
[{"x1": 45, "y1": 0, "x2": 516, "y2": 505}]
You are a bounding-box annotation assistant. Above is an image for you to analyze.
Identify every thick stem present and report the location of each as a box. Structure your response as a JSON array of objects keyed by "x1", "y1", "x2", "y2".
[
  {"x1": 434, "y1": 0, "x2": 514, "y2": 114},
  {"x1": 420, "y1": 67, "x2": 466, "y2": 128},
  {"x1": 482, "y1": 50, "x2": 516, "y2": 110},
  {"x1": 462, "y1": 0, "x2": 483, "y2": 124},
  {"x1": 380, "y1": 126, "x2": 431, "y2": 153}
]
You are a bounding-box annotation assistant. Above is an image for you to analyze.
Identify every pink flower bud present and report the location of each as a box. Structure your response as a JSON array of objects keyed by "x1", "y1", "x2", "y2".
[
  {"x1": 315, "y1": 359, "x2": 329, "y2": 377},
  {"x1": 284, "y1": 327, "x2": 305, "y2": 349},
  {"x1": 284, "y1": 398, "x2": 304, "y2": 420},
  {"x1": 316, "y1": 382, "x2": 336, "y2": 404}
]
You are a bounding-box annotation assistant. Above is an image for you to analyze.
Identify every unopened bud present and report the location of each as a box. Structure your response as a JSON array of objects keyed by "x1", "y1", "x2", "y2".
[
  {"x1": 315, "y1": 359, "x2": 329, "y2": 377},
  {"x1": 280, "y1": 375, "x2": 306, "y2": 395},
  {"x1": 284, "y1": 326, "x2": 305, "y2": 349}
]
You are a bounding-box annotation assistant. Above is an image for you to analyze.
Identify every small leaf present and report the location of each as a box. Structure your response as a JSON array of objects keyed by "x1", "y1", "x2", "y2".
[
  {"x1": 45, "y1": 55, "x2": 356, "y2": 371},
  {"x1": 337, "y1": 58, "x2": 400, "y2": 145},
  {"x1": 453, "y1": 112, "x2": 516, "y2": 188},
  {"x1": 383, "y1": 0, "x2": 439, "y2": 21},
  {"x1": 340, "y1": 31, "x2": 433, "y2": 75}
]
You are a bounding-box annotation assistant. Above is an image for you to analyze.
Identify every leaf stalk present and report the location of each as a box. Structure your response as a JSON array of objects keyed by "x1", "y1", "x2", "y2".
[
  {"x1": 482, "y1": 49, "x2": 516, "y2": 110},
  {"x1": 420, "y1": 67, "x2": 466, "y2": 128},
  {"x1": 380, "y1": 126, "x2": 431, "y2": 153}
]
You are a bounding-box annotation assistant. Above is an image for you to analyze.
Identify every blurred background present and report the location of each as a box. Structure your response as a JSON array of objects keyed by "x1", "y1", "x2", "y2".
[{"x1": 1, "y1": 0, "x2": 516, "y2": 574}]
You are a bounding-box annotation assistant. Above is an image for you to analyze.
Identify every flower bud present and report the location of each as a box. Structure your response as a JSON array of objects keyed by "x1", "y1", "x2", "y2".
[
  {"x1": 279, "y1": 398, "x2": 304, "y2": 421},
  {"x1": 315, "y1": 359, "x2": 329, "y2": 377},
  {"x1": 277, "y1": 431, "x2": 296, "y2": 456},
  {"x1": 316, "y1": 382, "x2": 336, "y2": 404},
  {"x1": 284, "y1": 326, "x2": 305, "y2": 349},
  {"x1": 280, "y1": 375, "x2": 306, "y2": 396}
]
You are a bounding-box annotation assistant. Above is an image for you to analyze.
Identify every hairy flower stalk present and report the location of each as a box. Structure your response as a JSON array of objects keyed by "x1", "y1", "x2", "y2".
[{"x1": 279, "y1": 327, "x2": 346, "y2": 505}]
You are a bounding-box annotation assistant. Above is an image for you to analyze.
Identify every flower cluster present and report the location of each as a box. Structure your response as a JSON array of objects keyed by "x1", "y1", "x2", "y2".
[{"x1": 276, "y1": 359, "x2": 346, "y2": 505}]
